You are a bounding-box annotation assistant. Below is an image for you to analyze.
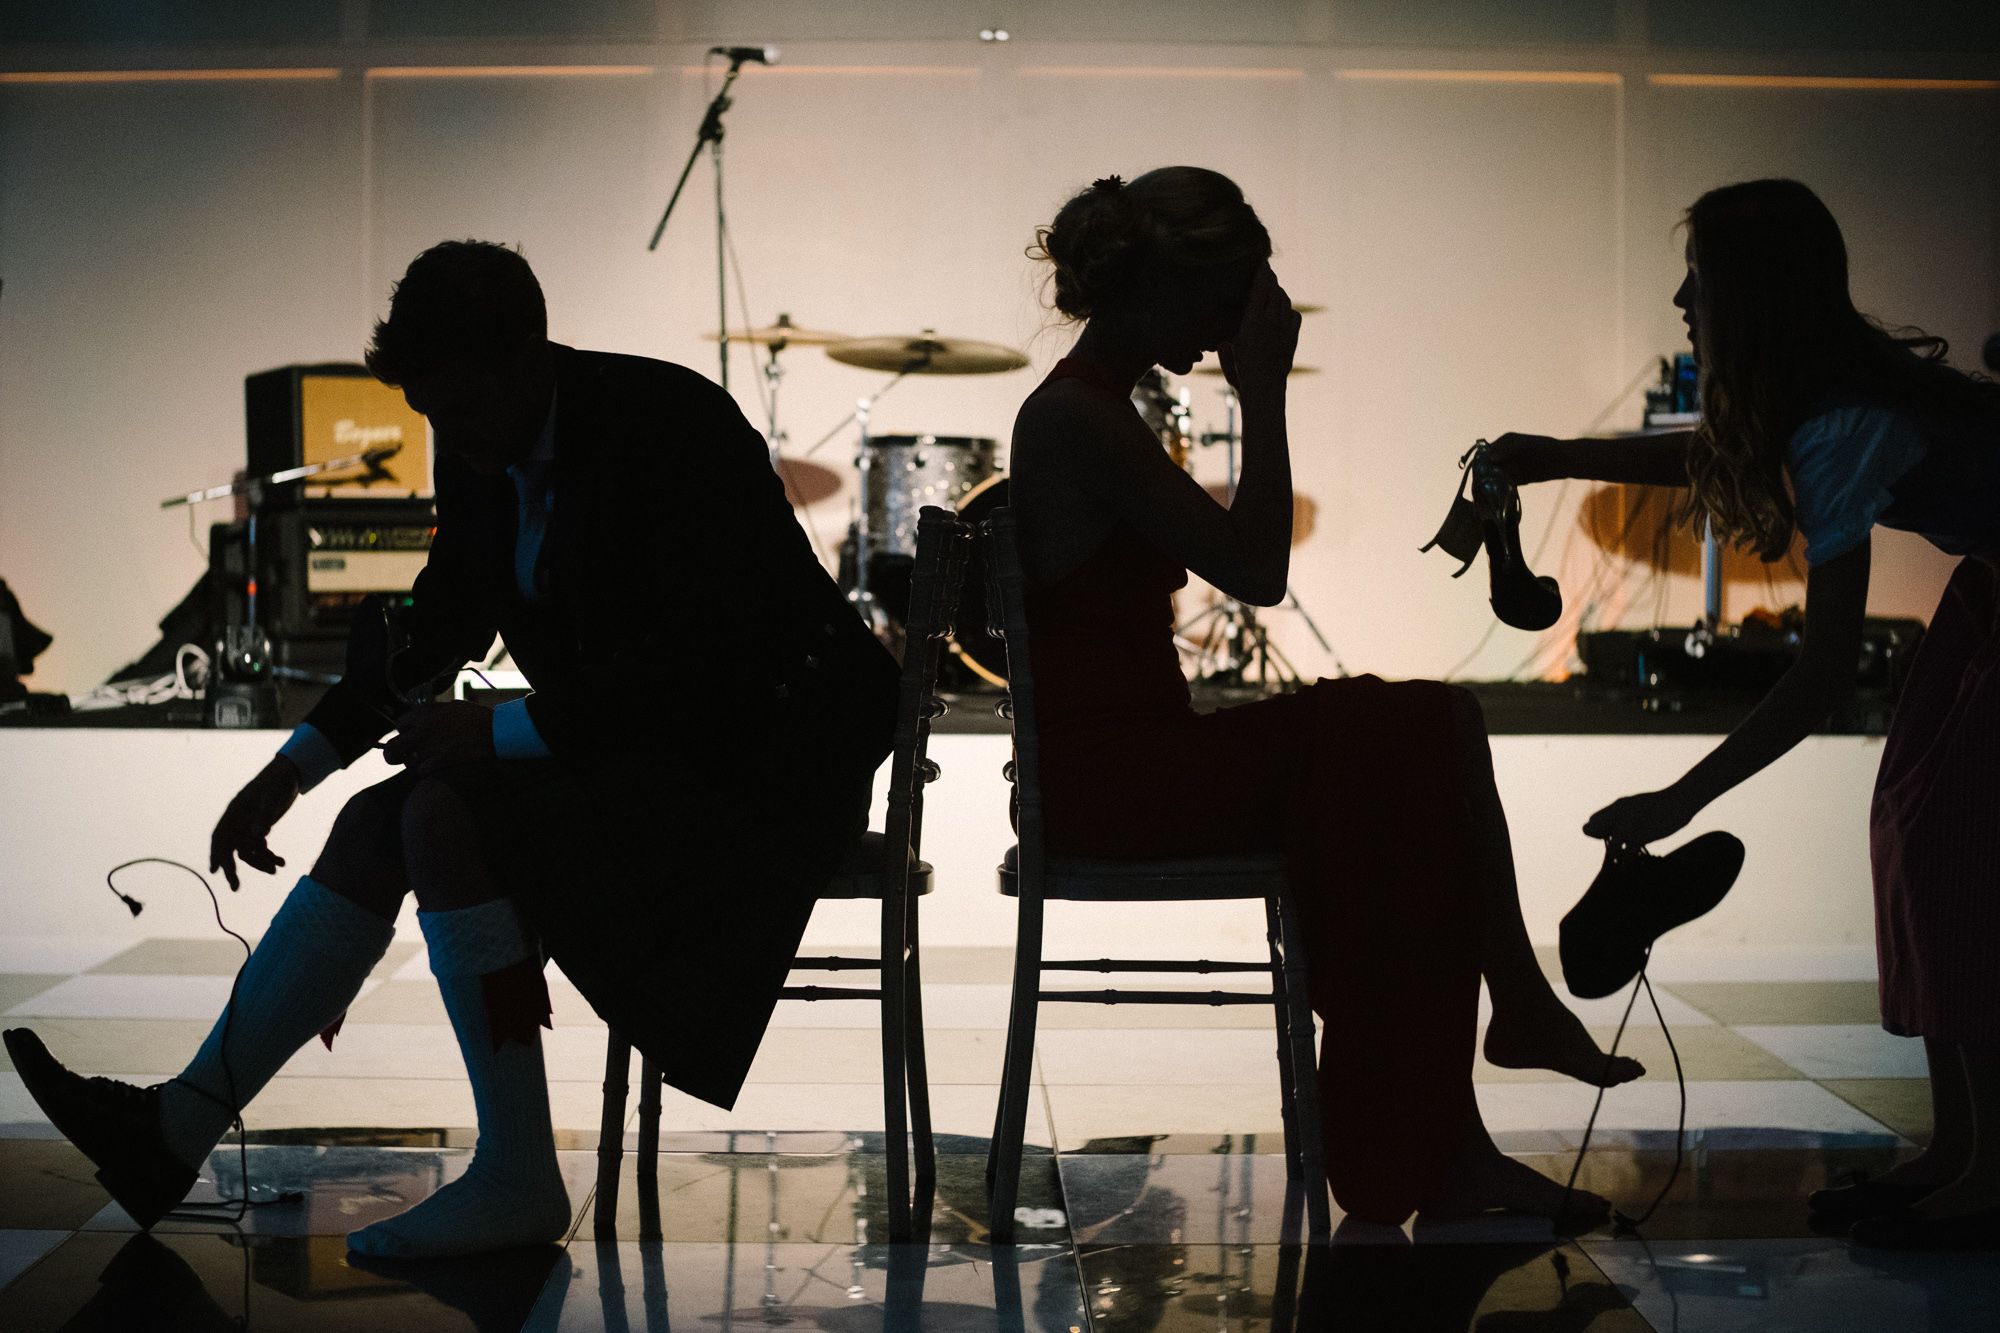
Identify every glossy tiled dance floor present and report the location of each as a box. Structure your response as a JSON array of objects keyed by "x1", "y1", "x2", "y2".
[{"x1": 4, "y1": 937, "x2": 1997, "y2": 1330}]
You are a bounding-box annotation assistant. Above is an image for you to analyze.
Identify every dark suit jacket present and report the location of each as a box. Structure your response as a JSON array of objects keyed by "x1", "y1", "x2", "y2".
[{"x1": 303, "y1": 344, "x2": 898, "y2": 1106}]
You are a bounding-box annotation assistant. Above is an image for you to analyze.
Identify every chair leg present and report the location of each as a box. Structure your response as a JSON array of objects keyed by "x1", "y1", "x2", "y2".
[
  {"x1": 1265, "y1": 898, "x2": 1304, "y2": 1184},
  {"x1": 987, "y1": 895, "x2": 1044, "y2": 1244},
  {"x1": 881, "y1": 874, "x2": 913, "y2": 1242},
  {"x1": 1276, "y1": 895, "x2": 1331, "y2": 1241},
  {"x1": 1269, "y1": 1233, "x2": 1305, "y2": 1330},
  {"x1": 595, "y1": 1032, "x2": 632, "y2": 1239},
  {"x1": 904, "y1": 895, "x2": 937, "y2": 1239},
  {"x1": 636, "y1": 1056, "x2": 663, "y2": 1242}
]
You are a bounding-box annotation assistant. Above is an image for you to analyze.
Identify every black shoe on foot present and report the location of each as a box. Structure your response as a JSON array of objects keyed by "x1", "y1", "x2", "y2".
[
  {"x1": 1807, "y1": 1175, "x2": 1934, "y2": 1229},
  {"x1": 2, "y1": 1028, "x2": 197, "y2": 1229},
  {"x1": 1850, "y1": 1206, "x2": 2000, "y2": 1251},
  {"x1": 1558, "y1": 833, "x2": 1745, "y2": 1000}
]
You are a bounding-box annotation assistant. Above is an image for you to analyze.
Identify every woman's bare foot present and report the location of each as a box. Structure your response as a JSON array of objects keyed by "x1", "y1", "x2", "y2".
[
  {"x1": 1421, "y1": 1143, "x2": 1611, "y2": 1228},
  {"x1": 1909, "y1": 1171, "x2": 2000, "y2": 1222},
  {"x1": 1484, "y1": 1000, "x2": 1645, "y2": 1088},
  {"x1": 1870, "y1": 1149, "x2": 1965, "y2": 1193}
]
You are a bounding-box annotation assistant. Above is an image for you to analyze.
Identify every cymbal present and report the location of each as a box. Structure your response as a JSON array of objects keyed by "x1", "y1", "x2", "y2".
[
  {"x1": 774, "y1": 457, "x2": 842, "y2": 507},
  {"x1": 1293, "y1": 302, "x2": 1325, "y2": 314},
  {"x1": 827, "y1": 333, "x2": 1029, "y2": 375},
  {"x1": 1192, "y1": 363, "x2": 1321, "y2": 377},
  {"x1": 702, "y1": 316, "x2": 850, "y2": 346}
]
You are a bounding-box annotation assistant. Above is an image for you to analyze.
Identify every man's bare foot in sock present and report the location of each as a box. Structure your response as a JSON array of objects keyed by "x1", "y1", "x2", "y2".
[
  {"x1": 1420, "y1": 1142, "x2": 1612, "y2": 1228},
  {"x1": 1483, "y1": 999, "x2": 1644, "y2": 1088},
  {"x1": 347, "y1": 1160, "x2": 571, "y2": 1258}
]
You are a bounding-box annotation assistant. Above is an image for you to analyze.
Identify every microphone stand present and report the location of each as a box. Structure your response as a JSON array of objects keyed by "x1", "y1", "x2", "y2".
[{"x1": 647, "y1": 56, "x2": 750, "y2": 393}]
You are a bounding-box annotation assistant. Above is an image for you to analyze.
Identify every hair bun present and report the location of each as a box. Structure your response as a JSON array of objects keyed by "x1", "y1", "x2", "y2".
[
  {"x1": 1032, "y1": 166, "x2": 1270, "y2": 324},
  {"x1": 1036, "y1": 178, "x2": 1152, "y2": 320}
]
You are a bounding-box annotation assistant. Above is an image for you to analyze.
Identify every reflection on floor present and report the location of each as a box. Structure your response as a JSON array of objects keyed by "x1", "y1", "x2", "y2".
[{"x1": 4, "y1": 940, "x2": 1998, "y2": 1330}]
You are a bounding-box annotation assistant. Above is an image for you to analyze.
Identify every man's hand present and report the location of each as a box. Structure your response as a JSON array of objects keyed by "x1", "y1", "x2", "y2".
[
  {"x1": 210, "y1": 758, "x2": 300, "y2": 891},
  {"x1": 384, "y1": 701, "x2": 496, "y2": 776}
]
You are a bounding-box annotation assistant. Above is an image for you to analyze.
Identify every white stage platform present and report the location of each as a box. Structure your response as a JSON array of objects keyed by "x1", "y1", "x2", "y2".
[{"x1": 0, "y1": 729, "x2": 1883, "y2": 963}]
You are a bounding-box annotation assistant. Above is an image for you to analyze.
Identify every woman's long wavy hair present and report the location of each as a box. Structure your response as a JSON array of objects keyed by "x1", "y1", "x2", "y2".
[{"x1": 1681, "y1": 178, "x2": 2000, "y2": 559}]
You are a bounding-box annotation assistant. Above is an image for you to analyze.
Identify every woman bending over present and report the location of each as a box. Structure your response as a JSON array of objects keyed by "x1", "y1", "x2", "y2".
[{"x1": 1492, "y1": 177, "x2": 2000, "y2": 1250}]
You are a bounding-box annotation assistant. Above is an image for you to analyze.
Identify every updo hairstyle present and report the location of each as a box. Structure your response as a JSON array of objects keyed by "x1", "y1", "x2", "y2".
[{"x1": 1032, "y1": 166, "x2": 1271, "y2": 321}]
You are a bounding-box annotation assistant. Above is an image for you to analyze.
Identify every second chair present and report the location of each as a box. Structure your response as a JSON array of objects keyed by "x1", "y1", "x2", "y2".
[{"x1": 977, "y1": 505, "x2": 1331, "y2": 1244}]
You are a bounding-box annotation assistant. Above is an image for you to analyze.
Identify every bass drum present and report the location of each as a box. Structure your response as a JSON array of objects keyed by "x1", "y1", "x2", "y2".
[{"x1": 950, "y1": 472, "x2": 1011, "y2": 687}]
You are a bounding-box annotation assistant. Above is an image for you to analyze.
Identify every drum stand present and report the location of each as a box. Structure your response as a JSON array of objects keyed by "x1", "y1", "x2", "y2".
[{"x1": 1176, "y1": 388, "x2": 1342, "y2": 688}]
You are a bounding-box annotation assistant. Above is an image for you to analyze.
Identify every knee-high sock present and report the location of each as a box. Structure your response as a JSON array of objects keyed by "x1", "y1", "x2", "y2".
[
  {"x1": 346, "y1": 898, "x2": 568, "y2": 1258},
  {"x1": 157, "y1": 876, "x2": 395, "y2": 1171}
]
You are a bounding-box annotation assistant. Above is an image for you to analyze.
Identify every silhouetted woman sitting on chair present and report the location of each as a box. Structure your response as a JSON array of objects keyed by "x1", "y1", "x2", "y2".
[{"x1": 1008, "y1": 167, "x2": 1640, "y2": 1226}]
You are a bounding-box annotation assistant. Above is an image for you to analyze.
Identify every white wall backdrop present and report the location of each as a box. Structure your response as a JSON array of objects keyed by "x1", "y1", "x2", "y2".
[{"x1": 3, "y1": 13, "x2": 1997, "y2": 694}]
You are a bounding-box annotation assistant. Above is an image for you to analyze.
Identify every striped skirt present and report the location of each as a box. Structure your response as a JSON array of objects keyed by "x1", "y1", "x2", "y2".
[{"x1": 1871, "y1": 557, "x2": 2000, "y2": 1050}]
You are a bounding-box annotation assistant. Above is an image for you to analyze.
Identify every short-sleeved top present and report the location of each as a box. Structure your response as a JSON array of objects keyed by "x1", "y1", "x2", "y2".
[{"x1": 1787, "y1": 402, "x2": 2000, "y2": 565}]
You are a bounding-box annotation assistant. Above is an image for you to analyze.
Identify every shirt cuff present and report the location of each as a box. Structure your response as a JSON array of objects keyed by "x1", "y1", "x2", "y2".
[
  {"x1": 491, "y1": 696, "x2": 552, "y2": 759},
  {"x1": 277, "y1": 724, "x2": 343, "y2": 794}
]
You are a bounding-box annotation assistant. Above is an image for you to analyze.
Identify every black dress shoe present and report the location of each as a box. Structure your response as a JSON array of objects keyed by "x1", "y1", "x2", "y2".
[
  {"x1": 2, "y1": 1027, "x2": 197, "y2": 1229},
  {"x1": 1807, "y1": 1175, "x2": 1933, "y2": 1228},
  {"x1": 1851, "y1": 1206, "x2": 2000, "y2": 1251},
  {"x1": 1558, "y1": 833, "x2": 1746, "y2": 999}
]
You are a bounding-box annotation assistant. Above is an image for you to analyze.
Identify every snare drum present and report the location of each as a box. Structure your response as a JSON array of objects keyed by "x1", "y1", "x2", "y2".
[{"x1": 859, "y1": 434, "x2": 997, "y2": 560}]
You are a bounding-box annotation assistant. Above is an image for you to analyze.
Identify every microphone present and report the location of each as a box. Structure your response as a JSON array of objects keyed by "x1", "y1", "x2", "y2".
[
  {"x1": 709, "y1": 44, "x2": 778, "y2": 67},
  {"x1": 359, "y1": 442, "x2": 402, "y2": 484}
]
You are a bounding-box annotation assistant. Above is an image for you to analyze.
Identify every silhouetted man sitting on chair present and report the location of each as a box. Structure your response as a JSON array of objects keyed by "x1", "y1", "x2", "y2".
[{"x1": 5, "y1": 240, "x2": 897, "y2": 1257}]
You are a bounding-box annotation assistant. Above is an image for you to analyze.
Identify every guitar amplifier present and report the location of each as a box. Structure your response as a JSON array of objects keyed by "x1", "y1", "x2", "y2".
[
  {"x1": 245, "y1": 363, "x2": 432, "y2": 508},
  {"x1": 267, "y1": 500, "x2": 438, "y2": 635}
]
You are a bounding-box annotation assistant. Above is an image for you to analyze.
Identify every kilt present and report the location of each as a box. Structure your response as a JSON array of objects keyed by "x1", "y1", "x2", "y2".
[{"x1": 421, "y1": 741, "x2": 876, "y2": 1109}]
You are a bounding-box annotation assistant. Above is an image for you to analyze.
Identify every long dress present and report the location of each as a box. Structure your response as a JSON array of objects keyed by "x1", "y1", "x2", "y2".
[
  {"x1": 1872, "y1": 557, "x2": 2000, "y2": 1049},
  {"x1": 1020, "y1": 358, "x2": 1485, "y2": 1223},
  {"x1": 1784, "y1": 398, "x2": 2000, "y2": 1052}
]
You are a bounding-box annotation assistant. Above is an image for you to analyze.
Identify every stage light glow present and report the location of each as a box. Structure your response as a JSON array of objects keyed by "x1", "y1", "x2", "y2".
[
  {"x1": 366, "y1": 65, "x2": 655, "y2": 79},
  {"x1": 1649, "y1": 73, "x2": 2000, "y2": 91},
  {"x1": 0, "y1": 68, "x2": 340, "y2": 84},
  {"x1": 675, "y1": 65, "x2": 979, "y2": 76},
  {"x1": 1019, "y1": 66, "x2": 1304, "y2": 80},
  {"x1": 1338, "y1": 68, "x2": 1620, "y2": 85}
]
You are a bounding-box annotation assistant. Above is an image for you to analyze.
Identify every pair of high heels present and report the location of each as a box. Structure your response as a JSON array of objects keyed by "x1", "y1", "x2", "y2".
[{"x1": 1422, "y1": 439, "x2": 1563, "y2": 631}]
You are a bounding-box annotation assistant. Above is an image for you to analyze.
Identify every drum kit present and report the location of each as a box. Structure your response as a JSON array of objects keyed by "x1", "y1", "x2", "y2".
[{"x1": 718, "y1": 307, "x2": 1336, "y2": 689}]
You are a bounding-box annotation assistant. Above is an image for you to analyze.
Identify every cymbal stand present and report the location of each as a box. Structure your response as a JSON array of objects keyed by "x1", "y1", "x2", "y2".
[
  {"x1": 760, "y1": 331, "x2": 790, "y2": 466},
  {"x1": 1175, "y1": 388, "x2": 1343, "y2": 687},
  {"x1": 799, "y1": 366, "x2": 917, "y2": 632},
  {"x1": 850, "y1": 384, "x2": 889, "y2": 630}
]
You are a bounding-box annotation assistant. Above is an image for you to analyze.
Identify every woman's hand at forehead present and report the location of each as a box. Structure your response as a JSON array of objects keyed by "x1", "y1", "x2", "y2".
[{"x1": 1217, "y1": 263, "x2": 1299, "y2": 402}]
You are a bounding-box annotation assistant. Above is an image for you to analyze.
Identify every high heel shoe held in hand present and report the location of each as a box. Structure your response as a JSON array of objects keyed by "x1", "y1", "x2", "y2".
[{"x1": 1421, "y1": 439, "x2": 1564, "y2": 631}]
